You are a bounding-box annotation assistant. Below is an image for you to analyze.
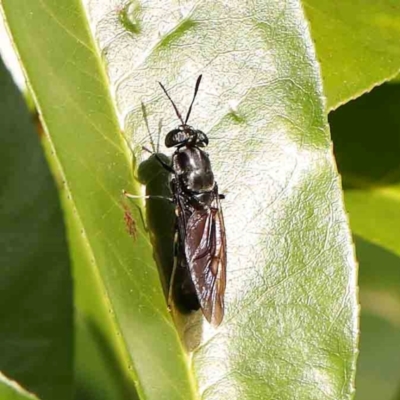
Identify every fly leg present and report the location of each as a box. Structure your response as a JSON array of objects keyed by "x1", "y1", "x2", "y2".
[
  {"x1": 142, "y1": 146, "x2": 175, "y2": 173},
  {"x1": 122, "y1": 189, "x2": 173, "y2": 202},
  {"x1": 122, "y1": 190, "x2": 173, "y2": 234},
  {"x1": 155, "y1": 154, "x2": 174, "y2": 173},
  {"x1": 141, "y1": 103, "x2": 173, "y2": 172},
  {"x1": 167, "y1": 231, "x2": 179, "y2": 311},
  {"x1": 120, "y1": 191, "x2": 150, "y2": 232}
]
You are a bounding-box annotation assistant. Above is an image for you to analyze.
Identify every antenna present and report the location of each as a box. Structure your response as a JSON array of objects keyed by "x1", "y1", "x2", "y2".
[
  {"x1": 158, "y1": 81, "x2": 185, "y2": 125},
  {"x1": 157, "y1": 118, "x2": 162, "y2": 152},
  {"x1": 141, "y1": 102, "x2": 156, "y2": 153},
  {"x1": 185, "y1": 75, "x2": 202, "y2": 124}
]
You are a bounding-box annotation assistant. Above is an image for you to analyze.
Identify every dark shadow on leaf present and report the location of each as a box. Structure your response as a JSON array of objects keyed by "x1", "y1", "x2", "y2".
[
  {"x1": 137, "y1": 153, "x2": 175, "y2": 295},
  {"x1": 137, "y1": 154, "x2": 204, "y2": 348}
]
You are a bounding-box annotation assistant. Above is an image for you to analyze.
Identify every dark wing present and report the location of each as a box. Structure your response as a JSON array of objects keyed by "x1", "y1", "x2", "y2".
[
  {"x1": 184, "y1": 196, "x2": 226, "y2": 326},
  {"x1": 173, "y1": 211, "x2": 201, "y2": 312},
  {"x1": 172, "y1": 185, "x2": 201, "y2": 311}
]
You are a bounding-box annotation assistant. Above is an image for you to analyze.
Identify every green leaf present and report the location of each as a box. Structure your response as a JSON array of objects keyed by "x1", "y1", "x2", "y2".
[
  {"x1": 0, "y1": 55, "x2": 72, "y2": 398},
  {"x1": 0, "y1": 372, "x2": 39, "y2": 400},
  {"x1": 2, "y1": 0, "x2": 358, "y2": 398},
  {"x1": 88, "y1": 0, "x2": 359, "y2": 397},
  {"x1": 303, "y1": 0, "x2": 400, "y2": 111}
]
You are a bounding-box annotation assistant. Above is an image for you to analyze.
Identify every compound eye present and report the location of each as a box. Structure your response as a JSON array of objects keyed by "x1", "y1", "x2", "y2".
[
  {"x1": 165, "y1": 129, "x2": 180, "y2": 148},
  {"x1": 196, "y1": 130, "x2": 209, "y2": 146},
  {"x1": 165, "y1": 128, "x2": 188, "y2": 148}
]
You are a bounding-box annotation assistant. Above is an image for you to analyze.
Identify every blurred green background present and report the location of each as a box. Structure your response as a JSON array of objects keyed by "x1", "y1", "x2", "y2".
[{"x1": 330, "y1": 80, "x2": 400, "y2": 400}]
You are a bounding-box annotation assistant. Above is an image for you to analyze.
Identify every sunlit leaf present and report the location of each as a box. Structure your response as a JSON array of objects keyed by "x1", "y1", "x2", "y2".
[{"x1": 89, "y1": 0, "x2": 358, "y2": 398}]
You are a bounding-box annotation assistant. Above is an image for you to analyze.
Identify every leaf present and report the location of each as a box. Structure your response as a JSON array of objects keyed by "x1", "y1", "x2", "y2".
[
  {"x1": 2, "y1": 0, "x2": 358, "y2": 399},
  {"x1": 89, "y1": 0, "x2": 358, "y2": 398},
  {"x1": 0, "y1": 1, "x2": 194, "y2": 399},
  {"x1": 0, "y1": 55, "x2": 72, "y2": 398},
  {"x1": 0, "y1": 372, "x2": 39, "y2": 400},
  {"x1": 303, "y1": 0, "x2": 400, "y2": 111}
]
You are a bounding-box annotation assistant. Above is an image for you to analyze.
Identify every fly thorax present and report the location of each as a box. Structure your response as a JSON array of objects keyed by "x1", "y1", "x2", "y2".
[{"x1": 173, "y1": 147, "x2": 215, "y2": 192}]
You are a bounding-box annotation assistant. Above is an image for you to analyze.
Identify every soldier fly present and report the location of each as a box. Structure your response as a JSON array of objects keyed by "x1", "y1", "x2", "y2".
[{"x1": 153, "y1": 75, "x2": 226, "y2": 326}]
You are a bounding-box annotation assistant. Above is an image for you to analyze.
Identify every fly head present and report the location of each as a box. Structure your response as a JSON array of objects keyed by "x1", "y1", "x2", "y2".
[
  {"x1": 159, "y1": 75, "x2": 208, "y2": 148},
  {"x1": 165, "y1": 126, "x2": 208, "y2": 148}
]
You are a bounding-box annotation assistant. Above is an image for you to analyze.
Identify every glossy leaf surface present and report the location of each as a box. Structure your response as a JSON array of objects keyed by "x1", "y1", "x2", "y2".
[{"x1": 88, "y1": 0, "x2": 358, "y2": 398}]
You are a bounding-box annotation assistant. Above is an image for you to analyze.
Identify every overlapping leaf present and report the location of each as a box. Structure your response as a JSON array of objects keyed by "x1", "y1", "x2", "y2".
[{"x1": 304, "y1": 0, "x2": 400, "y2": 110}]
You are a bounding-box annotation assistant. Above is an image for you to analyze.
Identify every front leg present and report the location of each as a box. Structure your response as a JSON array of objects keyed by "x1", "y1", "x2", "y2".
[
  {"x1": 142, "y1": 146, "x2": 175, "y2": 173},
  {"x1": 156, "y1": 154, "x2": 174, "y2": 173}
]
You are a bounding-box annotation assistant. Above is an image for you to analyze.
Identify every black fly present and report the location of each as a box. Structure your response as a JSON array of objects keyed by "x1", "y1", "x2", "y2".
[{"x1": 153, "y1": 75, "x2": 227, "y2": 326}]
